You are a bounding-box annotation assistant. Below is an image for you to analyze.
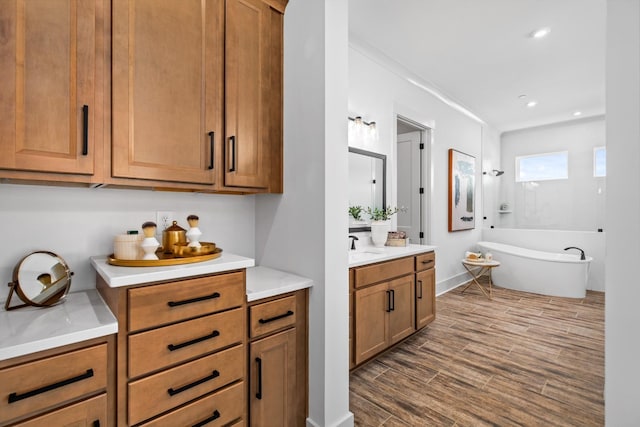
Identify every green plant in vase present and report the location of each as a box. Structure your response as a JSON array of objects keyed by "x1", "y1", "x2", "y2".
[
  {"x1": 348, "y1": 205, "x2": 365, "y2": 221},
  {"x1": 365, "y1": 206, "x2": 399, "y2": 222}
]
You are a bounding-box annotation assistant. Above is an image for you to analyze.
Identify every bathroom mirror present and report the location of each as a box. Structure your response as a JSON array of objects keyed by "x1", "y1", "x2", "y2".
[
  {"x1": 5, "y1": 251, "x2": 73, "y2": 311},
  {"x1": 348, "y1": 147, "x2": 386, "y2": 232}
]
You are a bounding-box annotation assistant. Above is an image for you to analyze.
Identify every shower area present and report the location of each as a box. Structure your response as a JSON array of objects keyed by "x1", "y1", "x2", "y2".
[{"x1": 482, "y1": 116, "x2": 606, "y2": 291}]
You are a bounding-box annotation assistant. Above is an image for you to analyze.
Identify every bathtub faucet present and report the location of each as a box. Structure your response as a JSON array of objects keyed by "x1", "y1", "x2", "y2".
[{"x1": 564, "y1": 246, "x2": 586, "y2": 260}]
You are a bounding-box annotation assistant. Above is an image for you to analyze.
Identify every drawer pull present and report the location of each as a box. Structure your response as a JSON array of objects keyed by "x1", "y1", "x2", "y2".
[
  {"x1": 167, "y1": 292, "x2": 221, "y2": 307},
  {"x1": 168, "y1": 370, "x2": 220, "y2": 396},
  {"x1": 193, "y1": 410, "x2": 220, "y2": 427},
  {"x1": 167, "y1": 330, "x2": 220, "y2": 351},
  {"x1": 258, "y1": 310, "x2": 294, "y2": 324},
  {"x1": 8, "y1": 369, "x2": 94, "y2": 404},
  {"x1": 422, "y1": 259, "x2": 434, "y2": 264},
  {"x1": 255, "y1": 357, "x2": 263, "y2": 399}
]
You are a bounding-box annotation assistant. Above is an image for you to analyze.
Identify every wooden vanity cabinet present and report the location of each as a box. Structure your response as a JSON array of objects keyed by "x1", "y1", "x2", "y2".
[
  {"x1": 0, "y1": 335, "x2": 114, "y2": 427},
  {"x1": 350, "y1": 251, "x2": 436, "y2": 368},
  {"x1": 247, "y1": 289, "x2": 308, "y2": 427},
  {"x1": 0, "y1": 0, "x2": 104, "y2": 180},
  {"x1": 97, "y1": 270, "x2": 247, "y2": 426}
]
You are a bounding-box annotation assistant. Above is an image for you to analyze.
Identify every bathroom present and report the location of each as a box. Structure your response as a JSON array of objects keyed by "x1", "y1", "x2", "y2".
[{"x1": 0, "y1": 1, "x2": 637, "y2": 426}]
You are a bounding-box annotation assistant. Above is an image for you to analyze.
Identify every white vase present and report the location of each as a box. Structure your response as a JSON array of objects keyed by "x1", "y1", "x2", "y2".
[{"x1": 370, "y1": 220, "x2": 391, "y2": 247}]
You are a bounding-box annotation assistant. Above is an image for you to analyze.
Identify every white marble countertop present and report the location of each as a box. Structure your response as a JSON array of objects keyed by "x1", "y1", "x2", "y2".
[
  {"x1": 0, "y1": 290, "x2": 118, "y2": 362},
  {"x1": 246, "y1": 266, "x2": 313, "y2": 302},
  {"x1": 90, "y1": 252, "x2": 255, "y2": 287},
  {"x1": 348, "y1": 244, "x2": 437, "y2": 268}
]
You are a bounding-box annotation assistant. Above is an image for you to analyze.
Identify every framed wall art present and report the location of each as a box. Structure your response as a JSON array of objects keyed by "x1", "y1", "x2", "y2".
[{"x1": 448, "y1": 149, "x2": 476, "y2": 231}]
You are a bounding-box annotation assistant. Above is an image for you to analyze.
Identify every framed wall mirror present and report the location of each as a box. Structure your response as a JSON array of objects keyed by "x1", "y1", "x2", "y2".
[{"x1": 348, "y1": 147, "x2": 386, "y2": 232}]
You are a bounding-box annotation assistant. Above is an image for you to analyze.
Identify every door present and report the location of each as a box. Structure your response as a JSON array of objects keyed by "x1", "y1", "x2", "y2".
[
  {"x1": 396, "y1": 131, "x2": 422, "y2": 242},
  {"x1": 416, "y1": 268, "x2": 436, "y2": 329},
  {"x1": 250, "y1": 328, "x2": 296, "y2": 427},
  {"x1": 224, "y1": 0, "x2": 275, "y2": 189},
  {"x1": 354, "y1": 282, "x2": 389, "y2": 365},
  {"x1": 388, "y1": 274, "x2": 416, "y2": 344},
  {"x1": 111, "y1": 0, "x2": 223, "y2": 185},
  {"x1": 0, "y1": 0, "x2": 96, "y2": 175}
]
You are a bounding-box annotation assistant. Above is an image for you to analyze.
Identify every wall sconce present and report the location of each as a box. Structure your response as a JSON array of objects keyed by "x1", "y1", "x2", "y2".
[{"x1": 348, "y1": 115, "x2": 378, "y2": 144}]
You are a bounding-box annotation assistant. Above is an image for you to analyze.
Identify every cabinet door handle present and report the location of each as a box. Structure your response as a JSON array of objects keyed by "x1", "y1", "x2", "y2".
[
  {"x1": 93, "y1": 421, "x2": 100, "y2": 427},
  {"x1": 168, "y1": 370, "x2": 220, "y2": 396},
  {"x1": 255, "y1": 357, "x2": 263, "y2": 399},
  {"x1": 192, "y1": 410, "x2": 220, "y2": 427},
  {"x1": 259, "y1": 310, "x2": 294, "y2": 324},
  {"x1": 167, "y1": 330, "x2": 220, "y2": 351},
  {"x1": 386, "y1": 290, "x2": 391, "y2": 313},
  {"x1": 390, "y1": 289, "x2": 395, "y2": 311},
  {"x1": 82, "y1": 105, "x2": 89, "y2": 155},
  {"x1": 208, "y1": 131, "x2": 215, "y2": 170},
  {"x1": 229, "y1": 136, "x2": 236, "y2": 172},
  {"x1": 417, "y1": 280, "x2": 423, "y2": 299},
  {"x1": 8, "y1": 369, "x2": 94, "y2": 403},
  {"x1": 167, "y1": 292, "x2": 220, "y2": 307}
]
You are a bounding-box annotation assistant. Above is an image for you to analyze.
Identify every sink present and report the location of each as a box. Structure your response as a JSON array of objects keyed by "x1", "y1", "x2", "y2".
[{"x1": 348, "y1": 248, "x2": 386, "y2": 263}]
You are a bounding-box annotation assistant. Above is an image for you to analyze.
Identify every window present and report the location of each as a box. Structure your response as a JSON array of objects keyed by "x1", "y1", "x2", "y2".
[
  {"x1": 594, "y1": 146, "x2": 606, "y2": 177},
  {"x1": 516, "y1": 151, "x2": 568, "y2": 182}
]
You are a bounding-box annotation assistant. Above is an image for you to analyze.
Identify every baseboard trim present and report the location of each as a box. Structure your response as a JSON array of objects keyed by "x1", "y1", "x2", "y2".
[{"x1": 436, "y1": 271, "x2": 472, "y2": 296}]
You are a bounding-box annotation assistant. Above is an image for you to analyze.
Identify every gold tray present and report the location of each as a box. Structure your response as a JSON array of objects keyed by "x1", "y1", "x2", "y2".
[{"x1": 107, "y1": 247, "x2": 222, "y2": 267}]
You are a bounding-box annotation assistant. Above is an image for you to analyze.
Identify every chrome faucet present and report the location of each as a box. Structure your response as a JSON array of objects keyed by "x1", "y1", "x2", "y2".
[
  {"x1": 348, "y1": 235, "x2": 359, "y2": 250},
  {"x1": 564, "y1": 246, "x2": 586, "y2": 260}
]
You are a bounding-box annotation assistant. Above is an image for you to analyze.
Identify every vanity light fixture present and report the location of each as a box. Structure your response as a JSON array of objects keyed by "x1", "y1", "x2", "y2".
[
  {"x1": 530, "y1": 27, "x2": 551, "y2": 39},
  {"x1": 348, "y1": 115, "x2": 378, "y2": 143}
]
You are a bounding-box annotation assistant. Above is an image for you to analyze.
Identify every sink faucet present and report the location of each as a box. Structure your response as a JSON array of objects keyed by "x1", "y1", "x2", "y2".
[
  {"x1": 348, "y1": 235, "x2": 359, "y2": 250},
  {"x1": 564, "y1": 246, "x2": 586, "y2": 260}
]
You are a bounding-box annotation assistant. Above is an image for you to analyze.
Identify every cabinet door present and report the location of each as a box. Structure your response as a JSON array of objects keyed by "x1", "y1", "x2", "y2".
[
  {"x1": 354, "y1": 282, "x2": 389, "y2": 365},
  {"x1": 0, "y1": 0, "x2": 96, "y2": 175},
  {"x1": 13, "y1": 394, "x2": 106, "y2": 427},
  {"x1": 112, "y1": 0, "x2": 223, "y2": 185},
  {"x1": 224, "y1": 0, "x2": 281, "y2": 189},
  {"x1": 249, "y1": 328, "x2": 296, "y2": 427},
  {"x1": 388, "y1": 275, "x2": 416, "y2": 345},
  {"x1": 416, "y1": 268, "x2": 436, "y2": 329}
]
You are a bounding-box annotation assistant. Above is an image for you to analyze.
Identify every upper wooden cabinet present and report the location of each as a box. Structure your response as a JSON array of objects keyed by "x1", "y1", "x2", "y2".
[
  {"x1": 111, "y1": 0, "x2": 223, "y2": 185},
  {"x1": 0, "y1": 0, "x2": 100, "y2": 176}
]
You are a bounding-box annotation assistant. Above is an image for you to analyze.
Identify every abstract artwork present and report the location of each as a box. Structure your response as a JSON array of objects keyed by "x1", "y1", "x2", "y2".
[{"x1": 448, "y1": 149, "x2": 475, "y2": 231}]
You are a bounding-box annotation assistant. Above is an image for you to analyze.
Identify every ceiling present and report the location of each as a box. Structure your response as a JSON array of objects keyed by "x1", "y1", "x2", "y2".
[{"x1": 348, "y1": 0, "x2": 606, "y2": 133}]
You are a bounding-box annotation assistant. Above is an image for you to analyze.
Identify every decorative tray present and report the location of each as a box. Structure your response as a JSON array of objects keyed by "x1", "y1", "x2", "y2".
[{"x1": 107, "y1": 244, "x2": 222, "y2": 267}]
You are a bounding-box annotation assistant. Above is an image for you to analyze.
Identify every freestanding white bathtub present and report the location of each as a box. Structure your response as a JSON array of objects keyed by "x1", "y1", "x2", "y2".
[{"x1": 477, "y1": 241, "x2": 592, "y2": 298}]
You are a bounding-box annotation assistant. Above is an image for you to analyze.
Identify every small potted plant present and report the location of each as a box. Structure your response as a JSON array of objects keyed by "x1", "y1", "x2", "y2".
[
  {"x1": 366, "y1": 206, "x2": 399, "y2": 246},
  {"x1": 348, "y1": 205, "x2": 365, "y2": 222}
]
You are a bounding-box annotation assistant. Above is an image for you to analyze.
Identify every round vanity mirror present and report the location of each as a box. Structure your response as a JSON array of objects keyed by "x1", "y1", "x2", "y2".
[{"x1": 5, "y1": 251, "x2": 73, "y2": 311}]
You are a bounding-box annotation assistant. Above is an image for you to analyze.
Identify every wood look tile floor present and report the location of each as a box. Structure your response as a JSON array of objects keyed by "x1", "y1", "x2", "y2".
[{"x1": 349, "y1": 281, "x2": 604, "y2": 427}]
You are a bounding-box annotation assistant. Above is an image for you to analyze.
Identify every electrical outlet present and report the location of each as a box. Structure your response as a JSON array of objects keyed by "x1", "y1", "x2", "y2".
[{"x1": 156, "y1": 211, "x2": 174, "y2": 231}]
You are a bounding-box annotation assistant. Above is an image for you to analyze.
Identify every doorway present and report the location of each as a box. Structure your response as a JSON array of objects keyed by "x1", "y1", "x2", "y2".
[{"x1": 396, "y1": 116, "x2": 430, "y2": 244}]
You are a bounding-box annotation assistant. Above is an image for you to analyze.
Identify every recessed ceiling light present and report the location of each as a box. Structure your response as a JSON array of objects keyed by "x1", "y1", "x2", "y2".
[
  {"x1": 573, "y1": 111, "x2": 582, "y2": 116},
  {"x1": 526, "y1": 100, "x2": 538, "y2": 108},
  {"x1": 530, "y1": 27, "x2": 551, "y2": 39}
]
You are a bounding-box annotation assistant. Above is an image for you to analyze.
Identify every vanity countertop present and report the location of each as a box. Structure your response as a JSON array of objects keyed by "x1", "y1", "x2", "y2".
[
  {"x1": 0, "y1": 290, "x2": 118, "y2": 362},
  {"x1": 246, "y1": 266, "x2": 313, "y2": 302},
  {"x1": 348, "y1": 244, "x2": 437, "y2": 268},
  {"x1": 90, "y1": 252, "x2": 255, "y2": 287}
]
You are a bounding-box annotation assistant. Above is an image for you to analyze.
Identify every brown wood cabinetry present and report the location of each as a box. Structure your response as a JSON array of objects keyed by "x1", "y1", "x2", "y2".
[
  {"x1": 247, "y1": 290, "x2": 307, "y2": 427},
  {"x1": 350, "y1": 250, "x2": 436, "y2": 368},
  {"x1": 0, "y1": 0, "x2": 102, "y2": 177},
  {"x1": 1, "y1": 0, "x2": 286, "y2": 194},
  {"x1": 97, "y1": 270, "x2": 247, "y2": 426},
  {"x1": 0, "y1": 336, "x2": 114, "y2": 427}
]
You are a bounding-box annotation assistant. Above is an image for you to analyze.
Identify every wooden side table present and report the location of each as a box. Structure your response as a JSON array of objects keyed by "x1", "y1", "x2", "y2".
[{"x1": 461, "y1": 259, "x2": 500, "y2": 300}]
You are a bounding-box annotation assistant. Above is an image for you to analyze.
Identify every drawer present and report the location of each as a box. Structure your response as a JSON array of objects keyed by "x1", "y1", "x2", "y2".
[
  {"x1": 249, "y1": 295, "x2": 296, "y2": 338},
  {"x1": 139, "y1": 381, "x2": 245, "y2": 427},
  {"x1": 354, "y1": 256, "x2": 414, "y2": 288},
  {"x1": 13, "y1": 394, "x2": 106, "y2": 427},
  {"x1": 128, "y1": 271, "x2": 245, "y2": 332},
  {"x1": 129, "y1": 345, "x2": 244, "y2": 425},
  {"x1": 0, "y1": 344, "x2": 107, "y2": 424},
  {"x1": 129, "y1": 307, "x2": 244, "y2": 378},
  {"x1": 415, "y1": 252, "x2": 436, "y2": 272}
]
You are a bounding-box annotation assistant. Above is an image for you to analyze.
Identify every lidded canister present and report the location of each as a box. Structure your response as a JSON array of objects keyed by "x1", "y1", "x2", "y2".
[{"x1": 162, "y1": 221, "x2": 187, "y2": 253}]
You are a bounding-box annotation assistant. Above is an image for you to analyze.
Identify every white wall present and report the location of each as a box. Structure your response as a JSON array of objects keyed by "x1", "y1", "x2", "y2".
[
  {"x1": 0, "y1": 183, "x2": 255, "y2": 302},
  {"x1": 348, "y1": 43, "x2": 492, "y2": 294},
  {"x1": 481, "y1": 126, "x2": 502, "y2": 228},
  {"x1": 605, "y1": 0, "x2": 640, "y2": 424},
  {"x1": 255, "y1": 0, "x2": 352, "y2": 426},
  {"x1": 481, "y1": 228, "x2": 605, "y2": 291},
  {"x1": 498, "y1": 117, "x2": 606, "y2": 231}
]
